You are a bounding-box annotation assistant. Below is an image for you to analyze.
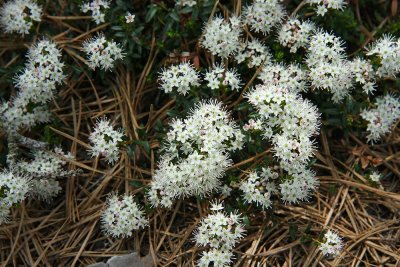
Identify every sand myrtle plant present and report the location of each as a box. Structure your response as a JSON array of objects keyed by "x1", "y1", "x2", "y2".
[
  {"x1": 193, "y1": 202, "x2": 245, "y2": 267},
  {"x1": 318, "y1": 230, "x2": 344, "y2": 256},
  {"x1": 0, "y1": 0, "x2": 42, "y2": 35},
  {"x1": 82, "y1": 34, "x2": 125, "y2": 71},
  {"x1": 101, "y1": 193, "x2": 147, "y2": 238},
  {"x1": 278, "y1": 17, "x2": 315, "y2": 53},
  {"x1": 204, "y1": 64, "x2": 241, "y2": 91},
  {"x1": 81, "y1": 0, "x2": 110, "y2": 24},
  {"x1": 159, "y1": 62, "x2": 201, "y2": 95},
  {"x1": 88, "y1": 117, "x2": 124, "y2": 164},
  {"x1": 235, "y1": 39, "x2": 272, "y2": 68},
  {"x1": 308, "y1": 0, "x2": 346, "y2": 16}
]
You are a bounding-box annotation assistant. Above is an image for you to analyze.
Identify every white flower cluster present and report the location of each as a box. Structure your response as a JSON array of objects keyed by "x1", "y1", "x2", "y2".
[
  {"x1": 193, "y1": 202, "x2": 245, "y2": 267},
  {"x1": 201, "y1": 16, "x2": 242, "y2": 58},
  {"x1": 306, "y1": 30, "x2": 353, "y2": 103},
  {"x1": 88, "y1": 117, "x2": 124, "y2": 164},
  {"x1": 148, "y1": 100, "x2": 244, "y2": 207},
  {"x1": 0, "y1": 0, "x2": 42, "y2": 35},
  {"x1": 308, "y1": 0, "x2": 346, "y2": 16},
  {"x1": 81, "y1": 0, "x2": 110, "y2": 24},
  {"x1": 18, "y1": 148, "x2": 74, "y2": 201},
  {"x1": 366, "y1": 35, "x2": 400, "y2": 78},
  {"x1": 278, "y1": 17, "x2": 315, "y2": 53},
  {"x1": 176, "y1": 0, "x2": 197, "y2": 7},
  {"x1": 246, "y1": 84, "x2": 320, "y2": 203},
  {"x1": 243, "y1": 0, "x2": 285, "y2": 35},
  {"x1": 82, "y1": 34, "x2": 124, "y2": 71},
  {"x1": 350, "y1": 58, "x2": 376, "y2": 94},
  {"x1": 101, "y1": 193, "x2": 147, "y2": 238},
  {"x1": 159, "y1": 62, "x2": 201, "y2": 95},
  {"x1": 1, "y1": 40, "x2": 64, "y2": 131},
  {"x1": 318, "y1": 230, "x2": 343, "y2": 256},
  {"x1": 360, "y1": 94, "x2": 400, "y2": 143},
  {"x1": 0, "y1": 170, "x2": 30, "y2": 224},
  {"x1": 204, "y1": 64, "x2": 241, "y2": 91},
  {"x1": 239, "y1": 168, "x2": 278, "y2": 209},
  {"x1": 236, "y1": 39, "x2": 272, "y2": 68},
  {"x1": 259, "y1": 63, "x2": 307, "y2": 93}
]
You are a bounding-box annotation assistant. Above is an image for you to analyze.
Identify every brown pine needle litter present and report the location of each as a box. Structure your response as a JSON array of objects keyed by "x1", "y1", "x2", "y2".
[{"x1": 0, "y1": 1, "x2": 400, "y2": 267}]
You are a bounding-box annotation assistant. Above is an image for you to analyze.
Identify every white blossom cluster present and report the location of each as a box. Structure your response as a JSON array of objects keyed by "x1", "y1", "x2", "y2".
[
  {"x1": 204, "y1": 64, "x2": 241, "y2": 91},
  {"x1": 318, "y1": 230, "x2": 344, "y2": 256},
  {"x1": 201, "y1": 16, "x2": 242, "y2": 58},
  {"x1": 235, "y1": 39, "x2": 272, "y2": 68},
  {"x1": 81, "y1": 0, "x2": 110, "y2": 24},
  {"x1": 193, "y1": 202, "x2": 245, "y2": 267},
  {"x1": 0, "y1": 169, "x2": 30, "y2": 224},
  {"x1": 0, "y1": 40, "x2": 64, "y2": 131},
  {"x1": 246, "y1": 84, "x2": 320, "y2": 203},
  {"x1": 148, "y1": 100, "x2": 244, "y2": 207},
  {"x1": 278, "y1": 17, "x2": 315, "y2": 53},
  {"x1": 176, "y1": 0, "x2": 197, "y2": 7},
  {"x1": 259, "y1": 63, "x2": 307, "y2": 93},
  {"x1": 306, "y1": 30, "x2": 353, "y2": 103},
  {"x1": 350, "y1": 58, "x2": 376, "y2": 94},
  {"x1": 101, "y1": 193, "x2": 147, "y2": 238},
  {"x1": 366, "y1": 35, "x2": 400, "y2": 78},
  {"x1": 0, "y1": 0, "x2": 42, "y2": 35},
  {"x1": 242, "y1": 0, "x2": 285, "y2": 35},
  {"x1": 88, "y1": 117, "x2": 124, "y2": 164},
  {"x1": 308, "y1": 0, "x2": 346, "y2": 16},
  {"x1": 239, "y1": 168, "x2": 278, "y2": 209},
  {"x1": 82, "y1": 34, "x2": 124, "y2": 71},
  {"x1": 18, "y1": 148, "x2": 75, "y2": 201},
  {"x1": 360, "y1": 94, "x2": 400, "y2": 143},
  {"x1": 159, "y1": 62, "x2": 201, "y2": 94}
]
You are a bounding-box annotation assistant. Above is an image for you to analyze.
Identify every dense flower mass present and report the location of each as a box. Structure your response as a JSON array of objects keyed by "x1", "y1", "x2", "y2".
[
  {"x1": 88, "y1": 118, "x2": 124, "y2": 164},
  {"x1": 239, "y1": 168, "x2": 278, "y2": 209},
  {"x1": 81, "y1": 0, "x2": 110, "y2": 24},
  {"x1": 243, "y1": 0, "x2": 285, "y2": 34},
  {"x1": 306, "y1": 30, "x2": 353, "y2": 102},
  {"x1": 159, "y1": 62, "x2": 201, "y2": 94},
  {"x1": 0, "y1": 0, "x2": 42, "y2": 35},
  {"x1": 0, "y1": 170, "x2": 30, "y2": 224},
  {"x1": 193, "y1": 202, "x2": 245, "y2": 267},
  {"x1": 366, "y1": 35, "x2": 400, "y2": 78},
  {"x1": 235, "y1": 39, "x2": 272, "y2": 68},
  {"x1": 101, "y1": 193, "x2": 147, "y2": 238},
  {"x1": 0, "y1": 39, "x2": 63, "y2": 131},
  {"x1": 82, "y1": 34, "x2": 124, "y2": 70},
  {"x1": 259, "y1": 63, "x2": 307, "y2": 93},
  {"x1": 360, "y1": 94, "x2": 400, "y2": 143},
  {"x1": 350, "y1": 58, "x2": 376, "y2": 94},
  {"x1": 201, "y1": 16, "x2": 242, "y2": 58},
  {"x1": 278, "y1": 17, "x2": 315, "y2": 53},
  {"x1": 148, "y1": 100, "x2": 244, "y2": 207},
  {"x1": 308, "y1": 0, "x2": 346, "y2": 16},
  {"x1": 319, "y1": 230, "x2": 344, "y2": 256},
  {"x1": 204, "y1": 64, "x2": 241, "y2": 91}
]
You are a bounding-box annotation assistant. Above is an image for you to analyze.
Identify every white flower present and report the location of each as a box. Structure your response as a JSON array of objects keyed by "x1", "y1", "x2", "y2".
[
  {"x1": 235, "y1": 39, "x2": 272, "y2": 68},
  {"x1": 125, "y1": 12, "x2": 135, "y2": 23},
  {"x1": 308, "y1": 0, "x2": 346, "y2": 16},
  {"x1": 176, "y1": 0, "x2": 197, "y2": 7},
  {"x1": 366, "y1": 35, "x2": 400, "y2": 78},
  {"x1": 159, "y1": 62, "x2": 201, "y2": 95},
  {"x1": 243, "y1": 0, "x2": 285, "y2": 35},
  {"x1": 101, "y1": 193, "x2": 147, "y2": 238},
  {"x1": 360, "y1": 94, "x2": 400, "y2": 143},
  {"x1": 350, "y1": 58, "x2": 376, "y2": 94},
  {"x1": 240, "y1": 168, "x2": 278, "y2": 209},
  {"x1": 148, "y1": 100, "x2": 243, "y2": 207},
  {"x1": 81, "y1": 0, "x2": 110, "y2": 24},
  {"x1": 259, "y1": 62, "x2": 307, "y2": 93},
  {"x1": 278, "y1": 17, "x2": 315, "y2": 53},
  {"x1": 88, "y1": 117, "x2": 124, "y2": 164},
  {"x1": 369, "y1": 171, "x2": 381, "y2": 182},
  {"x1": 319, "y1": 230, "x2": 344, "y2": 256},
  {"x1": 82, "y1": 34, "x2": 125, "y2": 71},
  {"x1": 201, "y1": 16, "x2": 242, "y2": 58},
  {"x1": 194, "y1": 203, "x2": 245, "y2": 267},
  {"x1": 0, "y1": 0, "x2": 42, "y2": 35},
  {"x1": 0, "y1": 169, "x2": 30, "y2": 224},
  {"x1": 204, "y1": 64, "x2": 241, "y2": 91}
]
